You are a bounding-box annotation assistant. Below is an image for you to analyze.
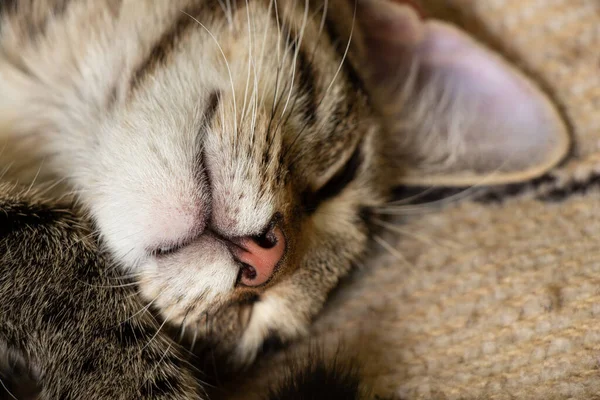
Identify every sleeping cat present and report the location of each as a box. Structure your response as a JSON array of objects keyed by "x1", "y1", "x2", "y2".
[{"x1": 0, "y1": 0, "x2": 569, "y2": 397}]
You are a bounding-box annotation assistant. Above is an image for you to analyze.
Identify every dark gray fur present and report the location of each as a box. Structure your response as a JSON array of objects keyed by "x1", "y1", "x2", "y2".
[{"x1": 0, "y1": 183, "x2": 204, "y2": 399}]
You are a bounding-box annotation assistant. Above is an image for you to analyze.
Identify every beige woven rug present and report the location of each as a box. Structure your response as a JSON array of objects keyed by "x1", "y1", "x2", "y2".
[{"x1": 223, "y1": 1, "x2": 600, "y2": 399}]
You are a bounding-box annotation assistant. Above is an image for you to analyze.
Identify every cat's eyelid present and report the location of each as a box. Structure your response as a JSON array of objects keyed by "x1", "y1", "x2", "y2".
[{"x1": 303, "y1": 143, "x2": 363, "y2": 212}]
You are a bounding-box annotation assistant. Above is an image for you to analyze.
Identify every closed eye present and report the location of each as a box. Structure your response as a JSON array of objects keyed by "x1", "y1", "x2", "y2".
[{"x1": 302, "y1": 145, "x2": 363, "y2": 213}]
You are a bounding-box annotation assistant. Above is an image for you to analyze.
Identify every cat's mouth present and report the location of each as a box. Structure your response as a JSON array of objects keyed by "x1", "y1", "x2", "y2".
[
  {"x1": 147, "y1": 213, "x2": 287, "y2": 289},
  {"x1": 154, "y1": 242, "x2": 186, "y2": 257}
]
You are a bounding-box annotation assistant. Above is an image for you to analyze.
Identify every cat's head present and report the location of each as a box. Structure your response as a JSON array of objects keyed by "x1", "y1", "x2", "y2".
[{"x1": 74, "y1": 0, "x2": 568, "y2": 362}]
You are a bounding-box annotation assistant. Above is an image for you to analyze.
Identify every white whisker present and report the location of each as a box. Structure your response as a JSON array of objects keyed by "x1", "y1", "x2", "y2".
[
  {"x1": 240, "y1": 0, "x2": 254, "y2": 124},
  {"x1": 23, "y1": 158, "x2": 45, "y2": 196},
  {"x1": 182, "y1": 11, "x2": 238, "y2": 138},
  {"x1": 142, "y1": 307, "x2": 175, "y2": 351},
  {"x1": 376, "y1": 186, "x2": 485, "y2": 215},
  {"x1": 0, "y1": 377, "x2": 17, "y2": 400},
  {"x1": 280, "y1": 0, "x2": 309, "y2": 119},
  {"x1": 324, "y1": 0, "x2": 356, "y2": 95},
  {"x1": 115, "y1": 288, "x2": 161, "y2": 328},
  {"x1": 373, "y1": 234, "x2": 410, "y2": 265},
  {"x1": 373, "y1": 218, "x2": 460, "y2": 249},
  {"x1": 388, "y1": 186, "x2": 438, "y2": 205},
  {"x1": 258, "y1": 0, "x2": 276, "y2": 113}
]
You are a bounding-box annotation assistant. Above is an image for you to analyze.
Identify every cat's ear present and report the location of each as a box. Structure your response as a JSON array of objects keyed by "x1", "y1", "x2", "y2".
[{"x1": 352, "y1": 0, "x2": 570, "y2": 186}]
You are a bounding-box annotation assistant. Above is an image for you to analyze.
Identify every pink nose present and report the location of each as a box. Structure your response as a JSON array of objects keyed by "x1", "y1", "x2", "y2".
[{"x1": 235, "y1": 225, "x2": 286, "y2": 287}]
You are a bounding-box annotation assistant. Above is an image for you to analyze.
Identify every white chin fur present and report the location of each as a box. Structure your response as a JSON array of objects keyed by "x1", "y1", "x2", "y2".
[{"x1": 136, "y1": 234, "x2": 239, "y2": 325}]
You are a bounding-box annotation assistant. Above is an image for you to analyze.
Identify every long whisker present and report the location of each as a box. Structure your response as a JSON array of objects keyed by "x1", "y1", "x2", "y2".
[
  {"x1": 373, "y1": 234, "x2": 411, "y2": 266},
  {"x1": 104, "y1": 272, "x2": 145, "y2": 281},
  {"x1": 388, "y1": 186, "x2": 442, "y2": 205},
  {"x1": 268, "y1": 0, "x2": 296, "y2": 124},
  {"x1": 278, "y1": 1, "x2": 329, "y2": 159},
  {"x1": 273, "y1": 1, "x2": 327, "y2": 141},
  {"x1": 0, "y1": 378, "x2": 17, "y2": 400},
  {"x1": 247, "y1": 0, "x2": 260, "y2": 144},
  {"x1": 183, "y1": 11, "x2": 238, "y2": 139},
  {"x1": 285, "y1": 0, "x2": 359, "y2": 163},
  {"x1": 372, "y1": 217, "x2": 460, "y2": 249},
  {"x1": 75, "y1": 279, "x2": 141, "y2": 290},
  {"x1": 280, "y1": 0, "x2": 309, "y2": 119},
  {"x1": 258, "y1": 0, "x2": 276, "y2": 113},
  {"x1": 270, "y1": 0, "x2": 282, "y2": 118},
  {"x1": 324, "y1": 0, "x2": 356, "y2": 96},
  {"x1": 376, "y1": 186, "x2": 485, "y2": 215},
  {"x1": 142, "y1": 307, "x2": 175, "y2": 351},
  {"x1": 240, "y1": 0, "x2": 254, "y2": 124},
  {"x1": 23, "y1": 158, "x2": 45, "y2": 195},
  {"x1": 136, "y1": 342, "x2": 173, "y2": 396},
  {"x1": 114, "y1": 289, "x2": 162, "y2": 328}
]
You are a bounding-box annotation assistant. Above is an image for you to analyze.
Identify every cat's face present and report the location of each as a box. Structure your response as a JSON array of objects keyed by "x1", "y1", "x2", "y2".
[{"x1": 86, "y1": 0, "x2": 387, "y2": 359}]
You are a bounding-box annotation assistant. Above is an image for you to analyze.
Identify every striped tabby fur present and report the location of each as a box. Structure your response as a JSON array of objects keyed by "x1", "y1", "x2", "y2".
[{"x1": 0, "y1": 0, "x2": 569, "y2": 397}]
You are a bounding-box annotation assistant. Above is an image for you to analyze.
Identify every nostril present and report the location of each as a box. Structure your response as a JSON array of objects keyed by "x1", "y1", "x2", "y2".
[
  {"x1": 240, "y1": 263, "x2": 257, "y2": 281},
  {"x1": 251, "y1": 213, "x2": 282, "y2": 249},
  {"x1": 252, "y1": 228, "x2": 278, "y2": 249}
]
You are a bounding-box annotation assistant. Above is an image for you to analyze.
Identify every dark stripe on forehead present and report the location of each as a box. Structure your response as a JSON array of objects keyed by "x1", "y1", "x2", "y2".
[
  {"x1": 129, "y1": 3, "x2": 201, "y2": 92},
  {"x1": 323, "y1": 6, "x2": 365, "y2": 94},
  {"x1": 130, "y1": 0, "x2": 239, "y2": 92},
  {"x1": 275, "y1": 5, "x2": 320, "y2": 127},
  {"x1": 294, "y1": 37, "x2": 319, "y2": 125}
]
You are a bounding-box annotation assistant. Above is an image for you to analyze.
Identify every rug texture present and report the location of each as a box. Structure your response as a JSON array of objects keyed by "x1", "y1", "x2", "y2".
[{"x1": 227, "y1": 1, "x2": 600, "y2": 399}]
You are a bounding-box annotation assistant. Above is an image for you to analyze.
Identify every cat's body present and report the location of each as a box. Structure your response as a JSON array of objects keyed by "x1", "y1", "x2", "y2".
[{"x1": 0, "y1": 0, "x2": 570, "y2": 397}]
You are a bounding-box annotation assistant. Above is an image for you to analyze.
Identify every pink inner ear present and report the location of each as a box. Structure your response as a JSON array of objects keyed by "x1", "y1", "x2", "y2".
[
  {"x1": 356, "y1": 1, "x2": 569, "y2": 183},
  {"x1": 414, "y1": 21, "x2": 567, "y2": 172},
  {"x1": 418, "y1": 22, "x2": 531, "y2": 110}
]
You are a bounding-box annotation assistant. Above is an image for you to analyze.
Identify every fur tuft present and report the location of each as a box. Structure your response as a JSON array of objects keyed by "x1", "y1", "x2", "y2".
[{"x1": 265, "y1": 352, "x2": 370, "y2": 400}]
